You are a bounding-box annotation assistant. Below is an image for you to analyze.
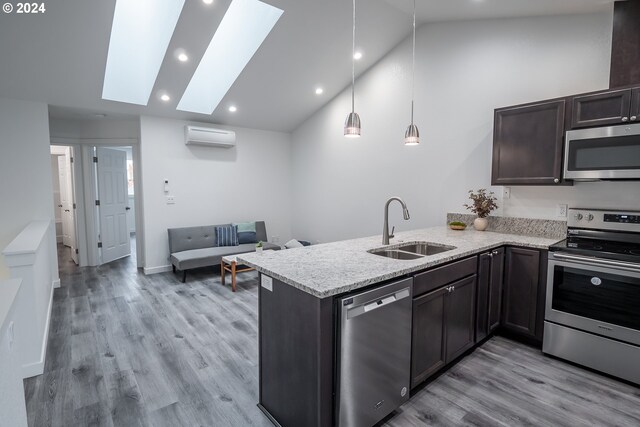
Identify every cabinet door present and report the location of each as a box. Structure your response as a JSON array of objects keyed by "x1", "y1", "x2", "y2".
[
  {"x1": 492, "y1": 100, "x2": 565, "y2": 186},
  {"x1": 411, "y1": 287, "x2": 447, "y2": 388},
  {"x1": 445, "y1": 275, "x2": 477, "y2": 363},
  {"x1": 475, "y1": 253, "x2": 491, "y2": 343},
  {"x1": 631, "y1": 88, "x2": 640, "y2": 122},
  {"x1": 571, "y1": 89, "x2": 632, "y2": 129},
  {"x1": 502, "y1": 247, "x2": 540, "y2": 339},
  {"x1": 488, "y1": 248, "x2": 505, "y2": 334}
]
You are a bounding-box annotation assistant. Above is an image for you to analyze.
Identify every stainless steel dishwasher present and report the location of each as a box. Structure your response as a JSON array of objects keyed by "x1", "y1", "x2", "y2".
[{"x1": 337, "y1": 277, "x2": 413, "y2": 427}]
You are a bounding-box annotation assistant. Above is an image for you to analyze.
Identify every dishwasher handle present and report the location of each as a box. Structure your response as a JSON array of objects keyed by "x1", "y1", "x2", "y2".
[{"x1": 346, "y1": 288, "x2": 410, "y2": 319}]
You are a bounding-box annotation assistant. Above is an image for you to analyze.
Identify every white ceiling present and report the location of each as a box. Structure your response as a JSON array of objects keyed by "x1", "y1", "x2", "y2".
[
  {"x1": 0, "y1": 0, "x2": 615, "y2": 132},
  {"x1": 385, "y1": 0, "x2": 614, "y2": 23}
]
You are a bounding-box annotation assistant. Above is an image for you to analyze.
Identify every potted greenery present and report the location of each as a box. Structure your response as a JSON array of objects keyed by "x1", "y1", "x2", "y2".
[
  {"x1": 256, "y1": 241, "x2": 264, "y2": 253},
  {"x1": 463, "y1": 189, "x2": 498, "y2": 231}
]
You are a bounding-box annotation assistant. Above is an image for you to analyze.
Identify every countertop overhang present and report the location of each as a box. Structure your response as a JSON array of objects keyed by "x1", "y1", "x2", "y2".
[{"x1": 238, "y1": 226, "x2": 562, "y2": 298}]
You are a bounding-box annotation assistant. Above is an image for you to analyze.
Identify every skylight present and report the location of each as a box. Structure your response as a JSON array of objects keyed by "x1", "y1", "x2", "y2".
[
  {"x1": 102, "y1": 0, "x2": 185, "y2": 105},
  {"x1": 177, "y1": 0, "x2": 283, "y2": 115}
]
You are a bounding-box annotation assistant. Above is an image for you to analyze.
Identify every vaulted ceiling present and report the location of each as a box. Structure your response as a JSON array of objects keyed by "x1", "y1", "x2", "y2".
[{"x1": 0, "y1": 0, "x2": 614, "y2": 132}]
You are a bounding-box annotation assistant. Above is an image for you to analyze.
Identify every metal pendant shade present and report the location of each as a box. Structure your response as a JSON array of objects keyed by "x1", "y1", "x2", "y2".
[
  {"x1": 344, "y1": 0, "x2": 361, "y2": 138},
  {"x1": 344, "y1": 112, "x2": 361, "y2": 138},
  {"x1": 404, "y1": 0, "x2": 420, "y2": 145},
  {"x1": 404, "y1": 123, "x2": 419, "y2": 145}
]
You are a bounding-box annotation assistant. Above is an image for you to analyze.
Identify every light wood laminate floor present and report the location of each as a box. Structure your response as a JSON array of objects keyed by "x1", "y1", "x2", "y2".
[{"x1": 25, "y1": 245, "x2": 640, "y2": 426}]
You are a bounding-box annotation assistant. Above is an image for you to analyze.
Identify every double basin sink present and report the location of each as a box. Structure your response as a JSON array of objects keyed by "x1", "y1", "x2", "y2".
[{"x1": 369, "y1": 242, "x2": 456, "y2": 260}]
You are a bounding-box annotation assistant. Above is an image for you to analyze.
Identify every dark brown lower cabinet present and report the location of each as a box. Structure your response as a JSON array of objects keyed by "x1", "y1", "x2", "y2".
[
  {"x1": 501, "y1": 247, "x2": 548, "y2": 342},
  {"x1": 411, "y1": 275, "x2": 476, "y2": 388},
  {"x1": 476, "y1": 248, "x2": 505, "y2": 343}
]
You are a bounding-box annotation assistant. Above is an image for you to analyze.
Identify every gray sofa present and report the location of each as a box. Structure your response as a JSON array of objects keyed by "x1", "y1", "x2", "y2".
[{"x1": 168, "y1": 221, "x2": 280, "y2": 282}]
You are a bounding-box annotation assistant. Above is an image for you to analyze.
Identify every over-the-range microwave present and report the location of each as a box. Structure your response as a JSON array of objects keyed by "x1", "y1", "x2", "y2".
[{"x1": 564, "y1": 122, "x2": 640, "y2": 180}]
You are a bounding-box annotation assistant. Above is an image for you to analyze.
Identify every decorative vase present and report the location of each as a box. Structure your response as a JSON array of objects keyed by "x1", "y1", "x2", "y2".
[
  {"x1": 473, "y1": 217, "x2": 489, "y2": 231},
  {"x1": 256, "y1": 246, "x2": 263, "y2": 253}
]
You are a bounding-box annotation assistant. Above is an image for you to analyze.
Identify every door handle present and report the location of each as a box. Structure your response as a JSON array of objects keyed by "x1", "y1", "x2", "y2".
[
  {"x1": 126, "y1": 207, "x2": 131, "y2": 211},
  {"x1": 64, "y1": 209, "x2": 70, "y2": 212},
  {"x1": 58, "y1": 204, "x2": 63, "y2": 208}
]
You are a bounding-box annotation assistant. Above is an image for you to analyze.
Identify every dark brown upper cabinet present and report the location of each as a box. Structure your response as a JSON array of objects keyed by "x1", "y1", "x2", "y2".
[
  {"x1": 570, "y1": 88, "x2": 633, "y2": 129},
  {"x1": 492, "y1": 100, "x2": 566, "y2": 186}
]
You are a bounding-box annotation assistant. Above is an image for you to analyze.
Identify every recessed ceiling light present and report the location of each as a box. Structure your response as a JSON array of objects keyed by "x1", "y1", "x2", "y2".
[
  {"x1": 203, "y1": 0, "x2": 213, "y2": 4},
  {"x1": 178, "y1": 0, "x2": 283, "y2": 115},
  {"x1": 161, "y1": 94, "x2": 171, "y2": 102},
  {"x1": 229, "y1": 106, "x2": 237, "y2": 112},
  {"x1": 354, "y1": 51, "x2": 363, "y2": 60},
  {"x1": 315, "y1": 87, "x2": 324, "y2": 95},
  {"x1": 102, "y1": 0, "x2": 185, "y2": 105},
  {"x1": 178, "y1": 52, "x2": 189, "y2": 62}
]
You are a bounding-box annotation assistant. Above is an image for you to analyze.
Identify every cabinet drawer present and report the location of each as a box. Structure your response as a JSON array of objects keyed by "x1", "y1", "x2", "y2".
[{"x1": 414, "y1": 256, "x2": 478, "y2": 297}]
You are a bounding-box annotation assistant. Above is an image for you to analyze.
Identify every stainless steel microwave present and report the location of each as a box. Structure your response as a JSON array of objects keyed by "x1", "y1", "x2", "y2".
[{"x1": 564, "y1": 122, "x2": 640, "y2": 180}]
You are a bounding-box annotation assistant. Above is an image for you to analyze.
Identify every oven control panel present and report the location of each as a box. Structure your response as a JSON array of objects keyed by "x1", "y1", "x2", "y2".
[
  {"x1": 604, "y1": 214, "x2": 640, "y2": 224},
  {"x1": 568, "y1": 208, "x2": 640, "y2": 231}
]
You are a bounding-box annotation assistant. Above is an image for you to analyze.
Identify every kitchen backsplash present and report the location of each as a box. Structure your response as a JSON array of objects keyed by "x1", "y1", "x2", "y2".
[{"x1": 447, "y1": 213, "x2": 566, "y2": 239}]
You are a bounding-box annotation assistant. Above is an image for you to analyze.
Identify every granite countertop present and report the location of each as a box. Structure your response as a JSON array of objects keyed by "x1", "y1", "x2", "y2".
[{"x1": 237, "y1": 226, "x2": 562, "y2": 299}]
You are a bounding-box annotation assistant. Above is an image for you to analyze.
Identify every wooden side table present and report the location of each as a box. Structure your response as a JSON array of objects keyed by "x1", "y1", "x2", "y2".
[{"x1": 221, "y1": 254, "x2": 255, "y2": 292}]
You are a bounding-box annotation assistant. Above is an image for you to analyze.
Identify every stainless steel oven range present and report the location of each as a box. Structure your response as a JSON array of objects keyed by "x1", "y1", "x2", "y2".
[{"x1": 544, "y1": 208, "x2": 640, "y2": 384}]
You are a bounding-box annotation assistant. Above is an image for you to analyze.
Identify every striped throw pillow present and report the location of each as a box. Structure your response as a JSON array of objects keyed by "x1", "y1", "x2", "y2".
[{"x1": 216, "y1": 225, "x2": 239, "y2": 247}]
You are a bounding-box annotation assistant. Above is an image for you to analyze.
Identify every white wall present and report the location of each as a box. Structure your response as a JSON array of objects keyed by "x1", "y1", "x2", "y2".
[
  {"x1": 289, "y1": 12, "x2": 639, "y2": 243},
  {"x1": 139, "y1": 116, "x2": 293, "y2": 273},
  {"x1": 0, "y1": 98, "x2": 57, "y2": 280}
]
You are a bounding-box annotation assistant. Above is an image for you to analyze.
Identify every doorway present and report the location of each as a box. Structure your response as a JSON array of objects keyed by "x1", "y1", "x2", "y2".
[{"x1": 50, "y1": 145, "x2": 78, "y2": 265}]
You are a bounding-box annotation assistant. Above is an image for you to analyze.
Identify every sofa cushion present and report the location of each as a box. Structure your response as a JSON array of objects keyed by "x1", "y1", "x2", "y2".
[
  {"x1": 234, "y1": 221, "x2": 258, "y2": 244},
  {"x1": 216, "y1": 225, "x2": 238, "y2": 247},
  {"x1": 170, "y1": 243, "x2": 281, "y2": 270}
]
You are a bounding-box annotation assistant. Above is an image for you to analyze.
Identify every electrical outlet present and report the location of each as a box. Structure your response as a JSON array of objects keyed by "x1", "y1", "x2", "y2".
[
  {"x1": 503, "y1": 187, "x2": 511, "y2": 199},
  {"x1": 166, "y1": 195, "x2": 175, "y2": 205},
  {"x1": 557, "y1": 204, "x2": 568, "y2": 217}
]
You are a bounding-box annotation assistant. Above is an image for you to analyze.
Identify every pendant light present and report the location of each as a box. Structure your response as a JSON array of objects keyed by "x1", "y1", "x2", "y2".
[
  {"x1": 344, "y1": 0, "x2": 361, "y2": 138},
  {"x1": 404, "y1": 0, "x2": 419, "y2": 145}
]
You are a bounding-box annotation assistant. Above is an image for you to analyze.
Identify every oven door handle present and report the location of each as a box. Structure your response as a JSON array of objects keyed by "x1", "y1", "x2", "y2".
[{"x1": 552, "y1": 252, "x2": 640, "y2": 273}]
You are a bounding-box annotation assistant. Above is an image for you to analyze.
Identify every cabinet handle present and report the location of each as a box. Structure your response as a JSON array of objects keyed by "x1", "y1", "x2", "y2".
[
  {"x1": 632, "y1": 116, "x2": 637, "y2": 121},
  {"x1": 554, "y1": 178, "x2": 560, "y2": 184},
  {"x1": 622, "y1": 117, "x2": 629, "y2": 122},
  {"x1": 492, "y1": 250, "x2": 499, "y2": 256}
]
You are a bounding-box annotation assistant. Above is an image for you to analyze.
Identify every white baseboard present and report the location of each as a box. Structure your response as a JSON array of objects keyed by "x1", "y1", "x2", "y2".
[
  {"x1": 52, "y1": 278, "x2": 60, "y2": 289},
  {"x1": 143, "y1": 265, "x2": 172, "y2": 275},
  {"x1": 22, "y1": 282, "x2": 54, "y2": 379}
]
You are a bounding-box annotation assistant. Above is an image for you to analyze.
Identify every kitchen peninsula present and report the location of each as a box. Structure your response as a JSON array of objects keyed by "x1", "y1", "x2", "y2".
[{"x1": 238, "y1": 225, "x2": 562, "y2": 427}]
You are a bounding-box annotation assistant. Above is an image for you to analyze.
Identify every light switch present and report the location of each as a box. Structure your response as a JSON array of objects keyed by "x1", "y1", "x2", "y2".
[{"x1": 7, "y1": 321, "x2": 14, "y2": 350}]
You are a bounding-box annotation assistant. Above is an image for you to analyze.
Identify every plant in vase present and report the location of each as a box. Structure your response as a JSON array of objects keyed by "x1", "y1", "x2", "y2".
[
  {"x1": 256, "y1": 241, "x2": 264, "y2": 252},
  {"x1": 463, "y1": 189, "x2": 498, "y2": 231}
]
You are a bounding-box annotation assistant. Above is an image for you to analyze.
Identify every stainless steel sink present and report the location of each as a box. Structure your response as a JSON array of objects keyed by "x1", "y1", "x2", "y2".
[
  {"x1": 368, "y1": 241, "x2": 456, "y2": 260},
  {"x1": 369, "y1": 249, "x2": 424, "y2": 260},
  {"x1": 395, "y1": 242, "x2": 456, "y2": 256}
]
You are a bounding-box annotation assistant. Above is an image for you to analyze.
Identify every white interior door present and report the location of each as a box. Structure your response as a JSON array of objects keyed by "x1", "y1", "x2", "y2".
[
  {"x1": 58, "y1": 152, "x2": 71, "y2": 247},
  {"x1": 57, "y1": 148, "x2": 79, "y2": 264},
  {"x1": 97, "y1": 147, "x2": 130, "y2": 264},
  {"x1": 67, "y1": 148, "x2": 78, "y2": 264}
]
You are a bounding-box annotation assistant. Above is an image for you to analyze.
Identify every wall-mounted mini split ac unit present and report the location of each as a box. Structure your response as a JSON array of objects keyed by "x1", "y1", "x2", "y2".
[{"x1": 184, "y1": 125, "x2": 236, "y2": 148}]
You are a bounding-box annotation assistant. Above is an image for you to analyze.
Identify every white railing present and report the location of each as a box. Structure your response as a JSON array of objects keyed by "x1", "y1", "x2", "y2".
[{"x1": 2, "y1": 220, "x2": 58, "y2": 378}]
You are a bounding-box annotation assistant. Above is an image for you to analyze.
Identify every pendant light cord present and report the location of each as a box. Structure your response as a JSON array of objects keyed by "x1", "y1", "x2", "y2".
[
  {"x1": 411, "y1": 0, "x2": 416, "y2": 125},
  {"x1": 351, "y1": 0, "x2": 356, "y2": 113}
]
